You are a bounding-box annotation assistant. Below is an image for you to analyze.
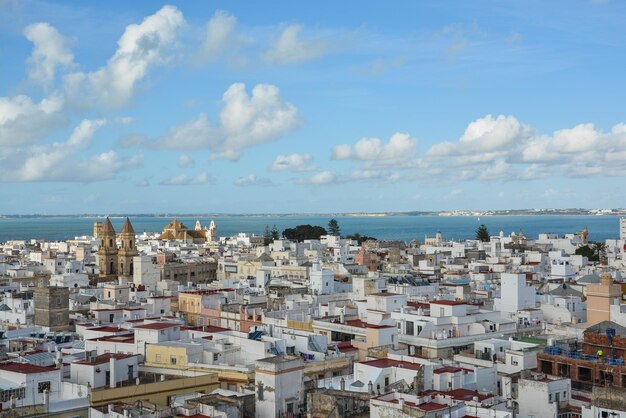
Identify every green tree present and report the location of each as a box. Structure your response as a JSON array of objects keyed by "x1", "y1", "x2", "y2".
[
  {"x1": 475, "y1": 224, "x2": 490, "y2": 242},
  {"x1": 271, "y1": 225, "x2": 280, "y2": 240},
  {"x1": 282, "y1": 224, "x2": 327, "y2": 241},
  {"x1": 575, "y1": 245, "x2": 596, "y2": 261},
  {"x1": 263, "y1": 225, "x2": 272, "y2": 246},
  {"x1": 345, "y1": 233, "x2": 378, "y2": 245},
  {"x1": 328, "y1": 218, "x2": 341, "y2": 236},
  {"x1": 575, "y1": 242, "x2": 605, "y2": 262}
]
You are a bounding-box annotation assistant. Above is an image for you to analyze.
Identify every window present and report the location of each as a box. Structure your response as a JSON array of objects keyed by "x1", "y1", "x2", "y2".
[
  {"x1": 170, "y1": 356, "x2": 177, "y2": 365},
  {"x1": 511, "y1": 358, "x2": 519, "y2": 366},
  {"x1": 440, "y1": 307, "x2": 445, "y2": 316},
  {"x1": 0, "y1": 388, "x2": 25, "y2": 402},
  {"x1": 156, "y1": 354, "x2": 162, "y2": 362},
  {"x1": 213, "y1": 353, "x2": 219, "y2": 361}
]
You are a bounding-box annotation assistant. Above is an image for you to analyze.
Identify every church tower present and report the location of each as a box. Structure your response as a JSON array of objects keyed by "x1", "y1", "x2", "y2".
[
  {"x1": 98, "y1": 217, "x2": 118, "y2": 279},
  {"x1": 208, "y1": 219, "x2": 217, "y2": 242},
  {"x1": 118, "y1": 217, "x2": 138, "y2": 277}
]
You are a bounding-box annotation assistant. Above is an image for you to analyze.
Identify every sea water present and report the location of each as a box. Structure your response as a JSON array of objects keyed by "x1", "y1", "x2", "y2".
[{"x1": 0, "y1": 215, "x2": 621, "y2": 243}]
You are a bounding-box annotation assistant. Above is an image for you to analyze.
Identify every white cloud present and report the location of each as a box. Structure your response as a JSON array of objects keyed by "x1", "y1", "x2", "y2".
[
  {"x1": 67, "y1": 119, "x2": 107, "y2": 147},
  {"x1": 197, "y1": 10, "x2": 251, "y2": 63},
  {"x1": 348, "y1": 170, "x2": 400, "y2": 182},
  {"x1": 24, "y1": 22, "x2": 74, "y2": 88},
  {"x1": 302, "y1": 170, "x2": 337, "y2": 185},
  {"x1": 0, "y1": 94, "x2": 66, "y2": 146},
  {"x1": 270, "y1": 153, "x2": 316, "y2": 172},
  {"x1": 478, "y1": 160, "x2": 513, "y2": 181},
  {"x1": 117, "y1": 133, "x2": 148, "y2": 148},
  {"x1": 264, "y1": 24, "x2": 329, "y2": 64},
  {"x1": 160, "y1": 171, "x2": 212, "y2": 186},
  {"x1": 234, "y1": 174, "x2": 272, "y2": 187},
  {"x1": 332, "y1": 133, "x2": 417, "y2": 168},
  {"x1": 156, "y1": 83, "x2": 301, "y2": 160},
  {"x1": 178, "y1": 154, "x2": 194, "y2": 168},
  {"x1": 136, "y1": 177, "x2": 150, "y2": 187},
  {"x1": 363, "y1": 56, "x2": 405, "y2": 75},
  {"x1": 428, "y1": 114, "x2": 532, "y2": 161},
  {"x1": 421, "y1": 114, "x2": 626, "y2": 182},
  {"x1": 0, "y1": 118, "x2": 142, "y2": 182},
  {"x1": 65, "y1": 5, "x2": 185, "y2": 108}
]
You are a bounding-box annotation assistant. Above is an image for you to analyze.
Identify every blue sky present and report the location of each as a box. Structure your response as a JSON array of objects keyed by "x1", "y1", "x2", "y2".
[{"x1": 1, "y1": 0, "x2": 626, "y2": 214}]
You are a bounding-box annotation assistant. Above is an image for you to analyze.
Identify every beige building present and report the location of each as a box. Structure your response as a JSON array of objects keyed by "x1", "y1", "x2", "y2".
[{"x1": 587, "y1": 273, "x2": 622, "y2": 325}]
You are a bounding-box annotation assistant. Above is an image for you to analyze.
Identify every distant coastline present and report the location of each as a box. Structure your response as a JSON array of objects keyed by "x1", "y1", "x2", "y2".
[{"x1": 0, "y1": 209, "x2": 624, "y2": 219}]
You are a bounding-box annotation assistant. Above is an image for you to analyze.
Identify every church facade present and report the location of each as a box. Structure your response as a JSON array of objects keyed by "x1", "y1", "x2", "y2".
[
  {"x1": 96, "y1": 217, "x2": 139, "y2": 280},
  {"x1": 158, "y1": 218, "x2": 217, "y2": 243}
]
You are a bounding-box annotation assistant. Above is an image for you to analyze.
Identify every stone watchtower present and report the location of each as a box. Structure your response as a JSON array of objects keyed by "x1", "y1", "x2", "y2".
[
  {"x1": 118, "y1": 217, "x2": 138, "y2": 277},
  {"x1": 34, "y1": 286, "x2": 69, "y2": 331},
  {"x1": 98, "y1": 217, "x2": 118, "y2": 280}
]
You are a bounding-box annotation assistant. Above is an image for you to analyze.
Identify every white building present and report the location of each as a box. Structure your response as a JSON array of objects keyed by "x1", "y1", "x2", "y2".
[
  {"x1": 309, "y1": 259, "x2": 334, "y2": 295},
  {"x1": 494, "y1": 273, "x2": 537, "y2": 314},
  {"x1": 50, "y1": 272, "x2": 89, "y2": 288},
  {"x1": 255, "y1": 355, "x2": 304, "y2": 418},
  {"x1": 133, "y1": 255, "x2": 160, "y2": 291},
  {"x1": 517, "y1": 376, "x2": 571, "y2": 418},
  {"x1": 70, "y1": 353, "x2": 139, "y2": 388},
  {"x1": 0, "y1": 362, "x2": 89, "y2": 414}
]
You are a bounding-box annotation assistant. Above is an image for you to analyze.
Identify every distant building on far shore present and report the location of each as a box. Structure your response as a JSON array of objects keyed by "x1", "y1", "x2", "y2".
[{"x1": 158, "y1": 218, "x2": 217, "y2": 243}]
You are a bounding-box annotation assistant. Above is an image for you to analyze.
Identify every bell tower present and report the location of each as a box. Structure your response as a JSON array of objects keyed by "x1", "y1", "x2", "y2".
[
  {"x1": 98, "y1": 217, "x2": 118, "y2": 279},
  {"x1": 118, "y1": 217, "x2": 138, "y2": 277}
]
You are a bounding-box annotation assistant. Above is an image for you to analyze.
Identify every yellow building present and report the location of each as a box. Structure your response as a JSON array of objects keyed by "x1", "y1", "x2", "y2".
[
  {"x1": 89, "y1": 372, "x2": 219, "y2": 407},
  {"x1": 144, "y1": 343, "x2": 253, "y2": 391}
]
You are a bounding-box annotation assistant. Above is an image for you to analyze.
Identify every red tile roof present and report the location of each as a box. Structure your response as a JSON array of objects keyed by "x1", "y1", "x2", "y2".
[
  {"x1": 344, "y1": 319, "x2": 395, "y2": 329},
  {"x1": 74, "y1": 353, "x2": 137, "y2": 366},
  {"x1": 370, "y1": 292, "x2": 402, "y2": 297},
  {"x1": 359, "y1": 358, "x2": 421, "y2": 371},
  {"x1": 133, "y1": 322, "x2": 179, "y2": 330},
  {"x1": 87, "y1": 326, "x2": 126, "y2": 333},
  {"x1": 445, "y1": 388, "x2": 493, "y2": 402},
  {"x1": 418, "y1": 402, "x2": 448, "y2": 411},
  {"x1": 0, "y1": 363, "x2": 58, "y2": 374},
  {"x1": 430, "y1": 300, "x2": 465, "y2": 306},
  {"x1": 433, "y1": 366, "x2": 463, "y2": 374},
  {"x1": 90, "y1": 334, "x2": 135, "y2": 343}
]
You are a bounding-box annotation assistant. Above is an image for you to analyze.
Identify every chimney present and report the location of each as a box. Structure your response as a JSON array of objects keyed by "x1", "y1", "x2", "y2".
[
  {"x1": 340, "y1": 377, "x2": 345, "y2": 391},
  {"x1": 368, "y1": 380, "x2": 374, "y2": 395},
  {"x1": 109, "y1": 355, "x2": 117, "y2": 388},
  {"x1": 43, "y1": 389, "x2": 50, "y2": 412}
]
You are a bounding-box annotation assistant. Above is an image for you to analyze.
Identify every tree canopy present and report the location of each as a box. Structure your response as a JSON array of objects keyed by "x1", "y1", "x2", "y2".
[
  {"x1": 345, "y1": 233, "x2": 377, "y2": 245},
  {"x1": 575, "y1": 242, "x2": 605, "y2": 262},
  {"x1": 282, "y1": 224, "x2": 327, "y2": 242},
  {"x1": 328, "y1": 218, "x2": 341, "y2": 236},
  {"x1": 475, "y1": 224, "x2": 490, "y2": 242}
]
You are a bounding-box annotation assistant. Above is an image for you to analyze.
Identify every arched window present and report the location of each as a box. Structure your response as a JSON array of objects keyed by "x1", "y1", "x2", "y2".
[
  {"x1": 109, "y1": 239, "x2": 113, "y2": 247},
  {"x1": 130, "y1": 262, "x2": 134, "y2": 275},
  {"x1": 110, "y1": 261, "x2": 114, "y2": 273}
]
